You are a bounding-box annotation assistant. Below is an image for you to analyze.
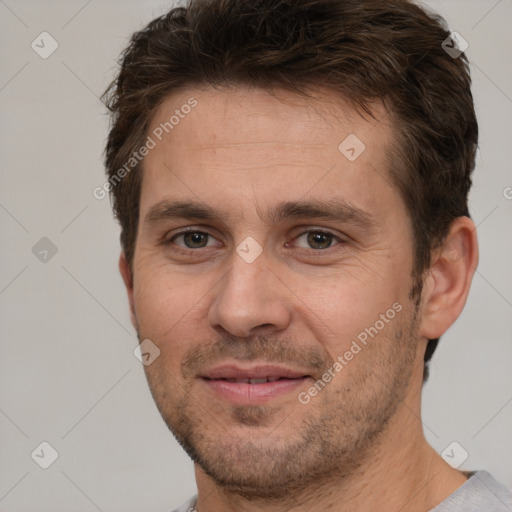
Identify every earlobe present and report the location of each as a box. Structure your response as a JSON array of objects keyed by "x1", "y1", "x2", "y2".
[
  {"x1": 119, "y1": 252, "x2": 138, "y2": 331},
  {"x1": 419, "y1": 216, "x2": 479, "y2": 340}
]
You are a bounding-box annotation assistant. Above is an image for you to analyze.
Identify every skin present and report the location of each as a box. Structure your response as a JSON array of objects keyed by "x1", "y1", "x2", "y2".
[{"x1": 119, "y1": 85, "x2": 479, "y2": 512}]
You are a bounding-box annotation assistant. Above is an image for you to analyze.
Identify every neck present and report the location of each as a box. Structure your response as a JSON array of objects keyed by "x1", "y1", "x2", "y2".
[{"x1": 193, "y1": 372, "x2": 467, "y2": 512}]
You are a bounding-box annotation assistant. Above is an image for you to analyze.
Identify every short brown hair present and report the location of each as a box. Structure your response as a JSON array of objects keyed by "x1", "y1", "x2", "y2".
[{"x1": 103, "y1": 0, "x2": 478, "y2": 380}]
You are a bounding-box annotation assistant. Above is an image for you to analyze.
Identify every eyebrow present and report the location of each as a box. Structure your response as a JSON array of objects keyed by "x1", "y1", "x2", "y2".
[{"x1": 144, "y1": 198, "x2": 378, "y2": 232}]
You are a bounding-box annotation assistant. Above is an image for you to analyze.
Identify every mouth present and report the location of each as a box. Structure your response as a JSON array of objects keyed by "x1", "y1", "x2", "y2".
[
  {"x1": 215, "y1": 376, "x2": 297, "y2": 383},
  {"x1": 199, "y1": 364, "x2": 313, "y2": 405}
]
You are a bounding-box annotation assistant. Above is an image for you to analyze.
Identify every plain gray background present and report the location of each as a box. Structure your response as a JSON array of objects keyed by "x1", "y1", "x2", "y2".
[{"x1": 1, "y1": 1, "x2": 511, "y2": 511}]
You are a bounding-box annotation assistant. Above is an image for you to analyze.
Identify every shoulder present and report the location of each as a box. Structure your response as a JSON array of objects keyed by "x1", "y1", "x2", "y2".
[
  {"x1": 168, "y1": 495, "x2": 198, "y2": 512},
  {"x1": 431, "y1": 471, "x2": 512, "y2": 512}
]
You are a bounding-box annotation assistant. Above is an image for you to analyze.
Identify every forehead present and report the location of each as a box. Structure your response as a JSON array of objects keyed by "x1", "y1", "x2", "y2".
[
  {"x1": 149, "y1": 85, "x2": 393, "y2": 152},
  {"x1": 140, "y1": 85, "x2": 400, "y2": 223}
]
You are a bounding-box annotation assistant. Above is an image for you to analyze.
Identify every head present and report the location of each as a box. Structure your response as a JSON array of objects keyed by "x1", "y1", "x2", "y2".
[{"x1": 103, "y1": 0, "x2": 478, "y2": 499}]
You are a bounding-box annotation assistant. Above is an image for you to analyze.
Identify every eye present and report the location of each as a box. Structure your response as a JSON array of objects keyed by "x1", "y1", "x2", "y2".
[
  {"x1": 168, "y1": 230, "x2": 219, "y2": 249},
  {"x1": 291, "y1": 230, "x2": 343, "y2": 250}
]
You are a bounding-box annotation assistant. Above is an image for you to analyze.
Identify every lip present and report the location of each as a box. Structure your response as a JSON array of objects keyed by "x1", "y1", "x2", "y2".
[
  {"x1": 199, "y1": 364, "x2": 313, "y2": 405},
  {"x1": 201, "y1": 364, "x2": 310, "y2": 380}
]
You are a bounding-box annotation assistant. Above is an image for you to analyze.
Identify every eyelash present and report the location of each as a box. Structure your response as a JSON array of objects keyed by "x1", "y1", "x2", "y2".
[{"x1": 163, "y1": 227, "x2": 344, "y2": 253}]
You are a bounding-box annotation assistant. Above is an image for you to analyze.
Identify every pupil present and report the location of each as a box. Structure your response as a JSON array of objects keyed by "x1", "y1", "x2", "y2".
[
  {"x1": 308, "y1": 232, "x2": 331, "y2": 249},
  {"x1": 185, "y1": 232, "x2": 207, "y2": 248}
]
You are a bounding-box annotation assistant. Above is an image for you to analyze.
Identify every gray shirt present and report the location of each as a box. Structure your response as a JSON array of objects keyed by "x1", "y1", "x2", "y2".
[{"x1": 169, "y1": 470, "x2": 512, "y2": 512}]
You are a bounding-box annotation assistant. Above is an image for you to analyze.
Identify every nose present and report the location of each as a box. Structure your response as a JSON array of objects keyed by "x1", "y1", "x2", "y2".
[{"x1": 208, "y1": 250, "x2": 293, "y2": 338}]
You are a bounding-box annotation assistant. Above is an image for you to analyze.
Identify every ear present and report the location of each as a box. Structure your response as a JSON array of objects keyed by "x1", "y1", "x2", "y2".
[
  {"x1": 119, "y1": 252, "x2": 138, "y2": 331},
  {"x1": 419, "y1": 216, "x2": 479, "y2": 340}
]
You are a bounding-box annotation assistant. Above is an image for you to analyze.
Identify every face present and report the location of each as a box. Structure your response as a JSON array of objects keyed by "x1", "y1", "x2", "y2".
[{"x1": 125, "y1": 86, "x2": 424, "y2": 498}]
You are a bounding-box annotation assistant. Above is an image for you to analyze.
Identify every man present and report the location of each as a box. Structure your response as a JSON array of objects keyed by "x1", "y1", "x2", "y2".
[{"x1": 102, "y1": 0, "x2": 512, "y2": 511}]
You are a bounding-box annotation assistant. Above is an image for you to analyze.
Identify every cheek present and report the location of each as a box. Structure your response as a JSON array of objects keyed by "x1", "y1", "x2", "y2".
[
  {"x1": 133, "y1": 265, "x2": 208, "y2": 343},
  {"x1": 292, "y1": 270, "x2": 405, "y2": 357}
]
